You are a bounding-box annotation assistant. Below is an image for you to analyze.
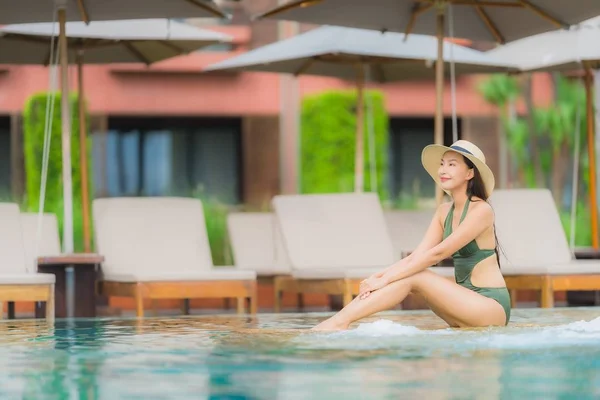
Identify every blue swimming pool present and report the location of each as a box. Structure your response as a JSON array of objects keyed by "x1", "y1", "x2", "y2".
[{"x1": 0, "y1": 308, "x2": 599, "y2": 399}]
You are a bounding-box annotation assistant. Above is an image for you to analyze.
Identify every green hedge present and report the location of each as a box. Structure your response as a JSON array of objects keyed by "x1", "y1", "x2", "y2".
[
  {"x1": 300, "y1": 90, "x2": 389, "y2": 199},
  {"x1": 560, "y1": 200, "x2": 592, "y2": 248},
  {"x1": 191, "y1": 187, "x2": 234, "y2": 266},
  {"x1": 23, "y1": 92, "x2": 91, "y2": 252}
]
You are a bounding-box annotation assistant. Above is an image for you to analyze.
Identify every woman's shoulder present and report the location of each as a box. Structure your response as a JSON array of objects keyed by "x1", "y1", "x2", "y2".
[
  {"x1": 435, "y1": 198, "x2": 494, "y2": 223},
  {"x1": 435, "y1": 201, "x2": 453, "y2": 222},
  {"x1": 469, "y1": 197, "x2": 495, "y2": 221},
  {"x1": 436, "y1": 201, "x2": 453, "y2": 214},
  {"x1": 470, "y1": 196, "x2": 492, "y2": 209}
]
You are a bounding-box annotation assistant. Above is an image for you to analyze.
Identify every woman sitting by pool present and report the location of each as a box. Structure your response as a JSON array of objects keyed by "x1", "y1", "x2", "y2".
[{"x1": 313, "y1": 140, "x2": 511, "y2": 331}]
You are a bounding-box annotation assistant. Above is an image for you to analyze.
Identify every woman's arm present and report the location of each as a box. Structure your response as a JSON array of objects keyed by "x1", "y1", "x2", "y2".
[
  {"x1": 381, "y1": 201, "x2": 494, "y2": 284},
  {"x1": 360, "y1": 205, "x2": 447, "y2": 290}
]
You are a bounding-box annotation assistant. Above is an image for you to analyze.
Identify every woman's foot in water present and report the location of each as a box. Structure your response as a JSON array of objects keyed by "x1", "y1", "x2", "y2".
[{"x1": 311, "y1": 316, "x2": 349, "y2": 331}]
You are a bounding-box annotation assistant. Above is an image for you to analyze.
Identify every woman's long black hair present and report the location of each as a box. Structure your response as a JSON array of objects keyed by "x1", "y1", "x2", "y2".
[{"x1": 463, "y1": 156, "x2": 503, "y2": 268}]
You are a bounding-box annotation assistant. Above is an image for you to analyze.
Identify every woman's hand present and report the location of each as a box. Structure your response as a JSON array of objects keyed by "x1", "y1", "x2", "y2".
[
  {"x1": 358, "y1": 276, "x2": 388, "y2": 300},
  {"x1": 366, "y1": 267, "x2": 388, "y2": 281}
]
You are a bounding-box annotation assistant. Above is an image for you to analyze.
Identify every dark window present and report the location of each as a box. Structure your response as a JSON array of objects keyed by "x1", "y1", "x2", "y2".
[
  {"x1": 0, "y1": 117, "x2": 11, "y2": 199},
  {"x1": 389, "y1": 117, "x2": 461, "y2": 201},
  {"x1": 94, "y1": 117, "x2": 242, "y2": 204}
]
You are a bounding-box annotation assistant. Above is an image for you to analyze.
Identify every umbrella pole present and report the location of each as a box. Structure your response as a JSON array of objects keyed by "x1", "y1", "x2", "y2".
[
  {"x1": 355, "y1": 64, "x2": 365, "y2": 193},
  {"x1": 58, "y1": 8, "x2": 74, "y2": 255},
  {"x1": 585, "y1": 67, "x2": 599, "y2": 249},
  {"x1": 435, "y1": 7, "x2": 445, "y2": 204},
  {"x1": 570, "y1": 96, "x2": 582, "y2": 251},
  {"x1": 365, "y1": 65, "x2": 378, "y2": 194},
  {"x1": 76, "y1": 52, "x2": 91, "y2": 253}
]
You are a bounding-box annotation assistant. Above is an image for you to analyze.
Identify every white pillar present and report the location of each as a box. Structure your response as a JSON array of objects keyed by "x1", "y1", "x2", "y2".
[{"x1": 277, "y1": 6, "x2": 300, "y2": 194}]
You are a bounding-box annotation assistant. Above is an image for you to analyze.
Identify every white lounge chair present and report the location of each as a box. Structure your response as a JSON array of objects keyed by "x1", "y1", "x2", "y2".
[
  {"x1": 93, "y1": 197, "x2": 257, "y2": 317},
  {"x1": 272, "y1": 193, "x2": 454, "y2": 308},
  {"x1": 490, "y1": 188, "x2": 600, "y2": 307},
  {"x1": 20, "y1": 212, "x2": 62, "y2": 270},
  {"x1": 227, "y1": 212, "x2": 291, "y2": 277},
  {"x1": 228, "y1": 212, "x2": 304, "y2": 311},
  {"x1": 383, "y1": 209, "x2": 436, "y2": 258},
  {"x1": 0, "y1": 204, "x2": 55, "y2": 320}
]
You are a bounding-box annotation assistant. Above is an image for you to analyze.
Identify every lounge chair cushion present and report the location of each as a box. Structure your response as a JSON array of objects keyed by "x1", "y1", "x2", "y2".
[
  {"x1": 0, "y1": 273, "x2": 55, "y2": 285},
  {"x1": 102, "y1": 268, "x2": 256, "y2": 283},
  {"x1": 289, "y1": 266, "x2": 456, "y2": 280},
  {"x1": 227, "y1": 212, "x2": 291, "y2": 275},
  {"x1": 0, "y1": 206, "x2": 56, "y2": 286},
  {"x1": 345, "y1": 266, "x2": 456, "y2": 279},
  {"x1": 0, "y1": 204, "x2": 30, "y2": 274},
  {"x1": 20, "y1": 213, "x2": 62, "y2": 271},
  {"x1": 490, "y1": 189, "x2": 573, "y2": 267},
  {"x1": 272, "y1": 193, "x2": 396, "y2": 271},
  {"x1": 291, "y1": 269, "x2": 349, "y2": 280},
  {"x1": 250, "y1": 268, "x2": 291, "y2": 277},
  {"x1": 502, "y1": 260, "x2": 600, "y2": 275},
  {"x1": 94, "y1": 197, "x2": 217, "y2": 278},
  {"x1": 384, "y1": 209, "x2": 435, "y2": 257}
]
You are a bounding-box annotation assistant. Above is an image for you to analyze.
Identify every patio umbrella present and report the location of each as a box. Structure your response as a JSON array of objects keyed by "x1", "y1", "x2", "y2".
[
  {"x1": 0, "y1": 19, "x2": 232, "y2": 252},
  {"x1": 255, "y1": 0, "x2": 600, "y2": 201},
  {"x1": 205, "y1": 25, "x2": 517, "y2": 192},
  {"x1": 0, "y1": 0, "x2": 228, "y2": 24},
  {"x1": 487, "y1": 20, "x2": 600, "y2": 248},
  {"x1": 0, "y1": 0, "x2": 230, "y2": 257}
]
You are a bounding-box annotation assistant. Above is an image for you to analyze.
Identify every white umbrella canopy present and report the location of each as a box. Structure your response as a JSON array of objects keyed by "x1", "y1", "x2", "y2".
[
  {"x1": 0, "y1": 0, "x2": 229, "y2": 23},
  {"x1": 256, "y1": 0, "x2": 600, "y2": 43},
  {"x1": 255, "y1": 0, "x2": 600, "y2": 203},
  {"x1": 206, "y1": 25, "x2": 517, "y2": 192},
  {"x1": 0, "y1": 19, "x2": 232, "y2": 64},
  {"x1": 0, "y1": 19, "x2": 232, "y2": 252},
  {"x1": 487, "y1": 21, "x2": 600, "y2": 72},
  {"x1": 205, "y1": 25, "x2": 518, "y2": 81}
]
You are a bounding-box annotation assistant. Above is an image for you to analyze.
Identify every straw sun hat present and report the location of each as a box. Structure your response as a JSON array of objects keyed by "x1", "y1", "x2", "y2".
[{"x1": 421, "y1": 140, "x2": 495, "y2": 196}]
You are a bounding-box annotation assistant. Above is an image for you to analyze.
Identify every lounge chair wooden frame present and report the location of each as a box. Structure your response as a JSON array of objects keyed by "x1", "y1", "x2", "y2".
[
  {"x1": 505, "y1": 274, "x2": 600, "y2": 308},
  {"x1": 0, "y1": 284, "x2": 55, "y2": 320},
  {"x1": 99, "y1": 280, "x2": 257, "y2": 317},
  {"x1": 273, "y1": 276, "x2": 353, "y2": 312}
]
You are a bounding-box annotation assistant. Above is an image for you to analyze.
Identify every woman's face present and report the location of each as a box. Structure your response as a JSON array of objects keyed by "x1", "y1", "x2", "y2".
[{"x1": 437, "y1": 151, "x2": 474, "y2": 192}]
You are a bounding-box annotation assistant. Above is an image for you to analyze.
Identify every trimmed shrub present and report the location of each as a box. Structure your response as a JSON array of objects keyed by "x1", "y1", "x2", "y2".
[
  {"x1": 300, "y1": 89, "x2": 389, "y2": 199},
  {"x1": 23, "y1": 92, "x2": 91, "y2": 252}
]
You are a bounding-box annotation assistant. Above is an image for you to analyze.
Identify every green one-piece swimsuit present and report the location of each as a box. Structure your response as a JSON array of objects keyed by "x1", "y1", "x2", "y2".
[{"x1": 443, "y1": 198, "x2": 511, "y2": 325}]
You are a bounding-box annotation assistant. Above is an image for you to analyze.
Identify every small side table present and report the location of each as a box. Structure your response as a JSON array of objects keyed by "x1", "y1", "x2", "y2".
[
  {"x1": 573, "y1": 247, "x2": 600, "y2": 260},
  {"x1": 568, "y1": 247, "x2": 600, "y2": 306},
  {"x1": 34, "y1": 254, "x2": 104, "y2": 318}
]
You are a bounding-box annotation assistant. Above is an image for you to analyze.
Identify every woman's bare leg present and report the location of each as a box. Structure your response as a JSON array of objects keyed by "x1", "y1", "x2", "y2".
[{"x1": 312, "y1": 270, "x2": 506, "y2": 331}]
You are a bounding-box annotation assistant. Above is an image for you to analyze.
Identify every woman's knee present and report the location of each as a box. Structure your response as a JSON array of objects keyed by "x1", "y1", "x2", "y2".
[
  {"x1": 386, "y1": 270, "x2": 431, "y2": 294},
  {"x1": 406, "y1": 270, "x2": 433, "y2": 293}
]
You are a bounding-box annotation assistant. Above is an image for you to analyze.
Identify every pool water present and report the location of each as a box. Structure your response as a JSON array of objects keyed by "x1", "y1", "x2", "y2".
[{"x1": 1, "y1": 307, "x2": 599, "y2": 399}]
